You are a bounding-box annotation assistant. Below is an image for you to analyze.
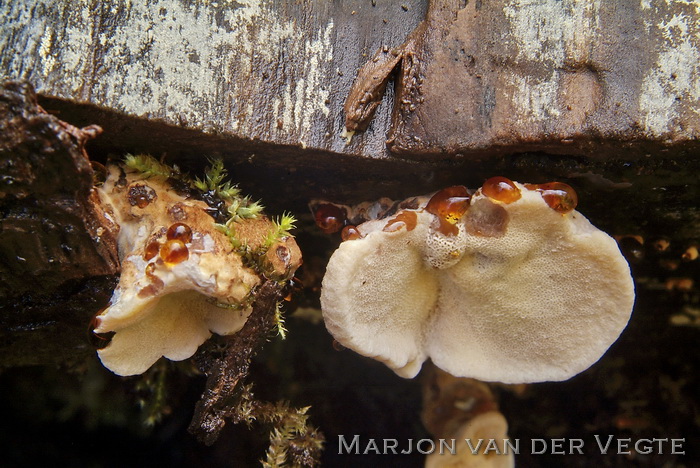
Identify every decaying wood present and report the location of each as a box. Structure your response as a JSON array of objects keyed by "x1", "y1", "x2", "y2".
[
  {"x1": 0, "y1": 80, "x2": 119, "y2": 299},
  {"x1": 188, "y1": 280, "x2": 282, "y2": 445},
  {"x1": 0, "y1": 0, "x2": 426, "y2": 159},
  {"x1": 0, "y1": 80, "x2": 119, "y2": 366},
  {"x1": 188, "y1": 279, "x2": 324, "y2": 465}
]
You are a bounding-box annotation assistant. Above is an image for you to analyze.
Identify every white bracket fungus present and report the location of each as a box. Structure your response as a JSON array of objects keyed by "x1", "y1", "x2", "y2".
[
  {"x1": 93, "y1": 157, "x2": 300, "y2": 376},
  {"x1": 320, "y1": 178, "x2": 635, "y2": 384}
]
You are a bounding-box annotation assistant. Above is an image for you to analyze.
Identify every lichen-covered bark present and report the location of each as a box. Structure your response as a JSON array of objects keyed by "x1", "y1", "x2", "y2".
[
  {"x1": 347, "y1": 0, "x2": 700, "y2": 158},
  {"x1": 0, "y1": 0, "x2": 425, "y2": 158},
  {"x1": 3, "y1": 1, "x2": 697, "y2": 161}
]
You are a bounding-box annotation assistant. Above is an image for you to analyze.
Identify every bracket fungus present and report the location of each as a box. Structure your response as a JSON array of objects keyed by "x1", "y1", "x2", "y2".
[
  {"x1": 93, "y1": 156, "x2": 301, "y2": 376},
  {"x1": 320, "y1": 178, "x2": 635, "y2": 384}
]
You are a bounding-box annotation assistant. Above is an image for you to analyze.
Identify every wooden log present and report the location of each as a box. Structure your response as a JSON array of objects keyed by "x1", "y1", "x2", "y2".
[{"x1": 2, "y1": 0, "x2": 698, "y2": 161}]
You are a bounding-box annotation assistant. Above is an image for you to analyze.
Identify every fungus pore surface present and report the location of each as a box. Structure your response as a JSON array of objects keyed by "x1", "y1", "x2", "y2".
[
  {"x1": 94, "y1": 159, "x2": 300, "y2": 376},
  {"x1": 320, "y1": 179, "x2": 635, "y2": 384}
]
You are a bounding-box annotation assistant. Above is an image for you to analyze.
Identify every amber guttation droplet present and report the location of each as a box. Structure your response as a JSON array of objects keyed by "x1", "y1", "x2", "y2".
[
  {"x1": 341, "y1": 225, "x2": 362, "y2": 241},
  {"x1": 128, "y1": 184, "x2": 157, "y2": 208},
  {"x1": 481, "y1": 176, "x2": 521, "y2": 204},
  {"x1": 383, "y1": 210, "x2": 418, "y2": 233},
  {"x1": 141, "y1": 262, "x2": 164, "y2": 297},
  {"x1": 425, "y1": 186, "x2": 471, "y2": 236},
  {"x1": 332, "y1": 339, "x2": 346, "y2": 351},
  {"x1": 145, "y1": 262, "x2": 157, "y2": 278},
  {"x1": 528, "y1": 182, "x2": 578, "y2": 214},
  {"x1": 166, "y1": 222, "x2": 193, "y2": 243},
  {"x1": 160, "y1": 239, "x2": 189, "y2": 264},
  {"x1": 144, "y1": 240, "x2": 161, "y2": 260},
  {"x1": 653, "y1": 238, "x2": 670, "y2": 252},
  {"x1": 314, "y1": 203, "x2": 347, "y2": 234}
]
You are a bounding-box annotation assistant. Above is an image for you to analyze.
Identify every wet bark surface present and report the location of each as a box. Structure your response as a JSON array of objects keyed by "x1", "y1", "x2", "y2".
[{"x1": 0, "y1": 81, "x2": 119, "y2": 366}]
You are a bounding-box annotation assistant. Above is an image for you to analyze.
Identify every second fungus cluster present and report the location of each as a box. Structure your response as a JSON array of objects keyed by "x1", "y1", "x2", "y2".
[{"x1": 317, "y1": 177, "x2": 635, "y2": 384}]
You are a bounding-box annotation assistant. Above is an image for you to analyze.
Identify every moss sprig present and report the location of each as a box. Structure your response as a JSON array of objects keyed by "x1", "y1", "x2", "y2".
[
  {"x1": 274, "y1": 301, "x2": 288, "y2": 339},
  {"x1": 124, "y1": 154, "x2": 176, "y2": 179},
  {"x1": 194, "y1": 158, "x2": 241, "y2": 202},
  {"x1": 135, "y1": 360, "x2": 171, "y2": 427},
  {"x1": 265, "y1": 213, "x2": 297, "y2": 248},
  {"x1": 232, "y1": 384, "x2": 324, "y2": 467},
  {"x1": 228, "y1": 196, "x2": 265, "y2": 221}
]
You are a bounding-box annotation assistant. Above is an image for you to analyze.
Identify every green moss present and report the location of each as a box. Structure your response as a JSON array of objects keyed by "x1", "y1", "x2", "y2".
[
  {"x1": 265, "y1": 213, "x2": 297, "y2": 248},
  {"x1": 274, "y1": 301, "x2": 288, "y2": 339},
  {"x1": 124, "y1": 154, "x2": 176, "y2": 179},
  {"x1": 135, "y1": 360, "x2": 171, "y2": 427},
  {"x1": 233, "y1": 384, "x2": 324, "y2": 467},
  {"x1": 193, "y1": 158, "x2": 241, "y2": 202}
]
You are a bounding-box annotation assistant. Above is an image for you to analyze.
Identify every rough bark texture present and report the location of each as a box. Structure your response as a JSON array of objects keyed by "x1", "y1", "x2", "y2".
[
  {"x1": 189, "y1": 280, "x2": 281, "y2": 445},
  {"x1": 0, "y1": 3, "x2": 698, "y2": 466},
  {"x1": 0, "y1": 0, "x2": 426, "y2": 160},
  {"x1": 0, "y1": 81, "x2": 119, "y2": 366},
  {"x1": 2, "y1": 0, "x2": 698, "y2": 161},
  {"x1": 372, "y1": 0, "x2": 700, "y2": 158}
]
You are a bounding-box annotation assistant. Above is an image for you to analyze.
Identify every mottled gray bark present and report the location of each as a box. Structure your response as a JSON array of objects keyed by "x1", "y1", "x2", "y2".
[{"x1": 2, "y1": 0, "x2": 698, "y2": 160}]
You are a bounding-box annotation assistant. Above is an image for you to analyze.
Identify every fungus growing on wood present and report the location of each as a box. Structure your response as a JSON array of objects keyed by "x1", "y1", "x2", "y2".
[
  {"x1": 94, "y1": 156, "x2": 301, "y2": 376},
  {"x1": 425, "y1": 411, "x2": 514, "y2": 468},
  {"x1": 320, "y1": 179, "x2": 635, "y2": 383}
]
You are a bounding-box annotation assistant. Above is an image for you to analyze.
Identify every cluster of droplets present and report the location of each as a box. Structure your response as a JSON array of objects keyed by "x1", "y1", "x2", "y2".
[
  {"x1": 314, "y1": 177, "x2": 579, "y2": 240},
  {"x1": 616, "y1": 233, "x2": 698, "y2": 293},
  {"x1": 89, "y1": 222, "x2": 194, "y2": 348},
  {"x1": 136, "y1": 223, "x2": 194, "y2": 299},
  {"x1": 144, "y1": 222, "x2": 193, "y2": 265}
]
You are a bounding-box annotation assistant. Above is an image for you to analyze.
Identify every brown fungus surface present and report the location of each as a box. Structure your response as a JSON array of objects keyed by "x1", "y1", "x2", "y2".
[{"x1": 320, "y1": 180, "x2": 634, "y2": 384}]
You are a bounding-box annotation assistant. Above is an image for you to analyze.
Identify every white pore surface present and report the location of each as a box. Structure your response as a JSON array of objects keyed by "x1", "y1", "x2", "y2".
[{"x1": 321, "y1": 186, "x2": 635, "y2": 383}]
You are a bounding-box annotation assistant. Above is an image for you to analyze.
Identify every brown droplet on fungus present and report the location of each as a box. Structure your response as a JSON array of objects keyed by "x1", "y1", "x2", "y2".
[
  {"x1": 144, "y1": 240, "x2": 161, "y2": 260},
  {"x1": 166, "y1": 222, "x2": 193, "y2": 243},
  {"x1": 481, "y1": 176, "x2": 521, "y2": 204},
  {"x1": 527, "y1": 182, "x2": 578, "y2": 214},
  {"x1": 313, "y1": 203, "x2": 347, "y2": 234},
  {"x1": 383, "y1": 210, "x2": 418, "y2": 233},
  {"x1": 425, "y1": 186, "x2": 470, "y2": 236},
  {"x1": 160, "y1": 239, "x2": 189, "y2": 265},
  {"x1": 128, "y1": 183, "x2": 157, "y2": 208},
  {"x1": 341, "y1": 225, "x2": 362, "y2": 241}
]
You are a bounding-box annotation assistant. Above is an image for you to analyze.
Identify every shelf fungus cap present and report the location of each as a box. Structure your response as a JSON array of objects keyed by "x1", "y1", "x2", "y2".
[
  {"x1": 94, "y1": 167, "x2": 263, "y2": 376},
  {"x1": 321, "y1": 180, "x2": 635, "y2": 383}
]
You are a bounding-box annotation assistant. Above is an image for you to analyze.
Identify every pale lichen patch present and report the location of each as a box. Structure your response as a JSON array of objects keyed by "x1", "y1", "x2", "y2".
[
  {"x1": 2, "y1": 0, "x2": 335, "y2": 148},
  {"x1": 639, "y1": 7, "x2": 700, "y2": 137}
]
